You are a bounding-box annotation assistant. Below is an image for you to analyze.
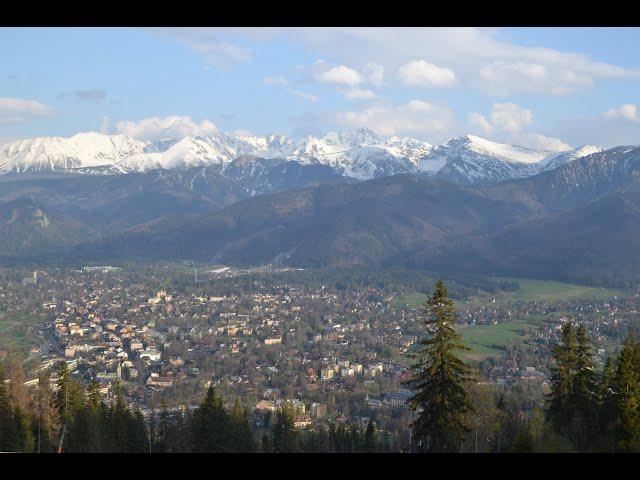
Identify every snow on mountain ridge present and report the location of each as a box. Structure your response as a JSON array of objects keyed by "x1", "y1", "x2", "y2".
[
  {"x1": 0, "y1": 132, "x2": 147, "y2": 173},
  {"x1": 451, "y1": 135, "x2": 566, "y2": 164},
  {"x1": 0, "y1": 128, "x2": 597, "y2": 184},
  {"x1": 541, "y1": 145, "x2": 603, "y2": 171}
]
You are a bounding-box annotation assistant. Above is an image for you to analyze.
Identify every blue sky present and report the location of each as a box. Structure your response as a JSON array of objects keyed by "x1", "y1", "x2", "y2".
[{"x1": 1, "y1": 27, "x2": 640, "y2": 149}]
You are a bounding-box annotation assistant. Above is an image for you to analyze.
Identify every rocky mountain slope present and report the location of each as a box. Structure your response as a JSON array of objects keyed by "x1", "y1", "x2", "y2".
[{"x1": 63, "y1": 145, "x2": 640, "y2": 287}]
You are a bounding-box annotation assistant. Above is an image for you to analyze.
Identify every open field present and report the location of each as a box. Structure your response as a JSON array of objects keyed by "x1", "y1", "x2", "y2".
[
  {"x1": 459, "y1": 318, "x2": 543, "y2": 361},
  {"x1": 393, "y1": 293, "x2": 429, "y2": 309},
  {"x1": 466, "y1": 277, "x2": 626, "y2": 306},
  {"x1": 0, "y1": 312, "x2": 41, "y2": 351}
]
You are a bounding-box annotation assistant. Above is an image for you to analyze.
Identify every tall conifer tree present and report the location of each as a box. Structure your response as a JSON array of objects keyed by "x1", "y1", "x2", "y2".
[
  {"x1": 547, "y1": 321, "x2": 577, "y2": 437},
  {"x1": 405, "y1": 280, "x2": 474, "y2": 452}
]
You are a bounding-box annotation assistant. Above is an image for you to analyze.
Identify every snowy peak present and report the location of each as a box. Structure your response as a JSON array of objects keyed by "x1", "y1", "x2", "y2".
[
  {"x1": 542, "y1": 144, "x2": 603, "y2": 171},
  {"x1": 323, "y1": 127, "x2": 383, "y2": 148},
  {"x1": 0, "y1": 132, "x2": 147, "y2": 173},
  {"x1": 428, "y1": 135, "x2": 574, "y2": 185},
  {"x1": 122, "y1": 136, "x2": 236, "y2": 172},
  {"x1": 443, "y1": 135, "x2": 564, "y2": 164},
  {"x1": 0, "y1": 128, "x2": 602, "y2": 185}
]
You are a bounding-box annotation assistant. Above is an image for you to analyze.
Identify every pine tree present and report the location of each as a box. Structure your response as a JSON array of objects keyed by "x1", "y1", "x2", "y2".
[
  {"x1": 364, "y1": 419, "x2": 377, "y2": 452},
  {"x1": 0, "y1": 366, "x2": 11, "y2": 451},
  {"x1": 55, "y1": 361, "x2": 71, "y2": 423},
  {"x1": 271, "y1": 406, "x2": 298, "y2": 453},
  {"x1": 597, "y1": 356, "x2": 617, "y2": 451},
  {"x1": 191, "y1": 386, "x2": 229, "y2": 452},
  {"x1": 156, "y1": 399, "x2": 170, "y2": 452},
  {"x1": 614, "y1": 333, "x2": 640, "y2": 452},
  {"x1": 108, "y1": 381, "x2": 131, "y2": 452},
  {"x1": 510, "y1": 428, "x2": 534, "y2": 453},
  {"x1": 572, "y1": 324, "x2": 598, "y2": 450},
  {"x1": 261, "y1": 432, "x2": 272, "y2": 453},
  {"x1": 547, "y1": 321, "x2": 577, "y2": 438},
  {"x1": 34, "y1": 370, "x2": 60, "y2": 452},
  {"x1": 405, "y1": 280, "x2": 474, "y2": 452},
  {"x1": 0, "y1": 374, "x2": 34, "y2": 452},
  {"x1": 10, "y1": 406, "x2": 35, "y2": 453},
  {"x1": 128, "y1": 406, "x2": 149, "y2": 452},
  {"x1": 83, "y1": 379, "x2": 105, "y2": 452},
  {"x1": 2, "y1": 355, "x2": 34, "y2": 452},
  {"x1": 230, "y1": 398, "x2": 254, "y2": 452}
]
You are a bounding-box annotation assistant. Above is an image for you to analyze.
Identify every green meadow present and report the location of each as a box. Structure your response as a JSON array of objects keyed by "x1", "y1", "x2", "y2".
[
  {"x1": 396, "y1": 275, "x2": 623, "y2": 363},
  {"x1": 489, "y1": 277, "x2": 624, "y2": 302},
  {"x1": 459, "y1": 319, "x2": 542, "y2": 361},
  {"x1": 0, "y1": 311, "x2": 41, "y2": 351}
]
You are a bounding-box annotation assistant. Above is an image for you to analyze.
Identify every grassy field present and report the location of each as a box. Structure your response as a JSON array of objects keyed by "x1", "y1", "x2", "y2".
[
  {"x1": 468, "y1": 277, "x2": 625, "y2": 305},
  {"x1": 405, "y1": 318, "x2": 542, "y2": 364},
  {"x1": 397, "y1": 276, "x2": 624, "y2": 364},
  {"x1": 393, "y1": 293, "x2": 429, "y2": 309},
  {"x1": 459, "y1": 318, "x2": 542, "y2": 361},
  {"x1": 396, "y1": 277, "x2": 624, "y2": 309},
  {"x1": 0, "y1": 311, "x2": 41, "y2": 351}
]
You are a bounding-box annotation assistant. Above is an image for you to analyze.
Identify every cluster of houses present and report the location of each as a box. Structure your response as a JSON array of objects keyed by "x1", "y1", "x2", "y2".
[{"x1": 4, "y1": 265, "x2": 636, "y2": 433}]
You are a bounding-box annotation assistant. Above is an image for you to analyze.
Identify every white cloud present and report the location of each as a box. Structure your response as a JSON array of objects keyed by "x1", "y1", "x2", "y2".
[
  {"x1": 115, "y1": 115, "x2": 218, "y2": 141},
  {"x1": 185, "y1": 28, "x2": 640, "y2": 96},
  {"x1": 478, "y1": 60, "x2": 602, "y2": 96},
  {"x1": 549, "y1": 103, "x2": 640, "y2": 148},
  {"x1": 151, "y1": 28, "x2": 251, "y2": 69},
  {"x1": 404, "y1": 99, "x2": 435, "y2": 113},
  {"x1": 197, "y1": 41, "x2": 251, "y2": 69},
  {"x1": 317, "y1": 65, "x2": 363, "y2": 86},
  {"x1": 263, "y1": 75, "x2": 289, "y2": 87},
  {"x1": 510, "y1": 133, "x2": 571, "y2": 151},
  {"x1": 604, "y1": 104, "x2": 639, "y2": 122},
  {"x1": 468, "y1": 112, "x2": 493, "y2": 135},
  {"x1": 291, "y1": 90, "x2": 318, "y2": 102},
  {"x1": 264, "y1": 74, "x2": 318, "y2": 102},
  {"x1": 233, "y1": 129, "x2": 252, "y2": 137},
  {"x1": 466, "y1": 103, "x2": 570, "y2": 150},
  {"x1": 343, "y1": 88, "x2": 377, "y2": 101},
  {"x1": 100, "y1": 116, "x2": 111, "y2": 134},
  {"x1": 363, "y1": 63, "x2": 384, "y2": 87},
  {"x1": 334, "y1": 100, "x2": 455, "y2": 138},
  {"x1": 398, "y1": 60, "x2": 457, "y2": 87},
  {"x1": 0, "y1": 97, "x2": 53, "y2": 124},
  {"x1": 490, "y1": 103, "x2": 533, "y2": 134},
  {"x1": 552, "y1": 109, "x2": 640, "y2": 148}
]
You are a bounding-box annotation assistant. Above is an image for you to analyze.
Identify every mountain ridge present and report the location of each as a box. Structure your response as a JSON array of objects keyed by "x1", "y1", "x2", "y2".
[
  {"x1": 62, "y1": 145, "x2": 640, "y2": 287},
  {"x1": 0, "y1": 128, "x2": 593, "y2": 185}
]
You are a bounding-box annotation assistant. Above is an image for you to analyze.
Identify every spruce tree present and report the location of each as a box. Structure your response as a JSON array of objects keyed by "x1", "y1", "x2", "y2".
[
  {"x1": 364, "y1": 419, "x2": 377, "y2": 452},
  {"x1": 261, "y1": 432, "x2": 272, "y2": 453},
  {"x1": 0, "y1": 367, "x2": 11, "y2": 451},
  {"x1": 572, "y1": 324, "x2": 598, "y2": 450},
  {"x1": 84, "y1": 379, "x2": 105, "y2": 452},
  {"x1": 191, "y1": 386, "x2": 229, "y2": 452},
  {"x1": 405, "y1": 280, "x2": 474, "y2": 452},
  {"x1": 547, "y1": 321, "x2": 577, "y2": 438},
  {"x1": 35, "y1": 370, "x2": 60, "y2": 452},
  {"x1": 271, "y1": 406, "x2": 298, "y2": 452},
  {"x1": 230, "y1": 398, "x2": 254, "y2": 452},
  {"x1": 614, "y1": 333, "x2": 640, "y2": 452},
  {"x1": 597, "y1": 356, "x2": 617, "y2": 451},
  {"x1": 55, "y1": 361, "x2": 71, "y2": 423}
]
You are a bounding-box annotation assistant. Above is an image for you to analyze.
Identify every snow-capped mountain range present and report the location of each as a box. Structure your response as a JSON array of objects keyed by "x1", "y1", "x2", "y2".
[{"x1": 0, "y1": 128, "x2": 602, "y2": 184}]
